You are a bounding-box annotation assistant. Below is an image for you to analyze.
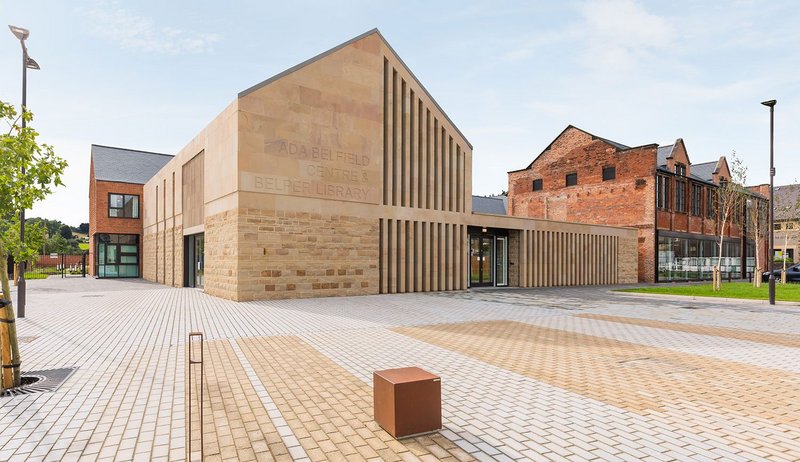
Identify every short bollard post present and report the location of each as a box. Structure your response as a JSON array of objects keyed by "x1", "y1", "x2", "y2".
[
  {"x1": 188, "y1": 332, "x2": 204, "y2": 461},
  {"x1": 374, "y1": 367, "x2": 442, "y2": 438}
]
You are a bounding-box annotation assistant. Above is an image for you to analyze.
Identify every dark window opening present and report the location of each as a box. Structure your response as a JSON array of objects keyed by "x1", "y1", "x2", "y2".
[
  {"x1": 532, "y1": 179, "x2": 543, "y2": 191},
  {"x1": 565, "y1": 173, "x2": 578, "y2": 187},
  {"x1": 675, "y1": 163, "x2": 686, "y2": 177},
  {"x1": 691, "y1": 184, "x2": 702, "y2": 216},
  {"x1": 657, "y1": 175, "x2": 671, "y2": 210},
  {"x1": 602, "y1": 166, "x2": 616, "y2": 181},
  {"x1": 706, "y1": 187, "x2": 715, "y2": 219},
  {"x1": 675, "y1": 180, "x2": 686, "y2": 213}
]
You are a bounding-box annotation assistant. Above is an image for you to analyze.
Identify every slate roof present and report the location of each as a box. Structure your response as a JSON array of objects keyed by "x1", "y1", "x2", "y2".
[
  {"x1": 91, "y1": 145, "x2": 173, "y2": 185},
  {"x1": 688, "y1": 161, "x2": 717, "y2": 183},
  {"x1": 472, "y1": 195, "x2": 507, "y2": 215},
  {"x1": 656, "y1": 145, "x2": 673, "y2": 166},
  {"x1": 594, "y1": 134, "x2": 630, "y2": 151},
  {"x1": 775, "y1": 184, "x2": 800, "y2": 220}
]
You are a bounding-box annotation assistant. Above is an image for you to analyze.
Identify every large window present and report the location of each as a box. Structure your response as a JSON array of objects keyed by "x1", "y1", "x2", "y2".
[
  {"x1": 657, "y1": 175, "x2": 671, "y2": 210},
  {"x1": 96, "y1": 234, "x2": 139, "y2": 278},
  {"x1": 658, "y1": 234, "x2": 750, "y2": 282},
  {"x1": 691, "y1": 184, "x2": 702, "y2": 216},
  {"x1": 706, "y1": 187, "x2": 715, "y2": 219},
  {"x1": 675, "y1": 180, "x2": 687, "y2": 212},
  {"x1": 109, "y1": 194, "x2": 139, "y2": 218}
]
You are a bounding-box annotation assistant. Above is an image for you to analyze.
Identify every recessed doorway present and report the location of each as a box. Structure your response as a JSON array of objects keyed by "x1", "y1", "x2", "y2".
[
  {"x1": 184, "y1": 233, "x2": 204, "y2": 288},
  {"x1": 468, "y1": 228, "x2": 509, "y2": 288}
]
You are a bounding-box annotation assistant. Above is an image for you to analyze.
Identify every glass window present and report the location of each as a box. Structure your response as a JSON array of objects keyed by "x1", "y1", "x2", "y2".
[
  {"x1": 96, "y1": 234, "x2": 139, "y2": 278},
  {"x1": 774, "y1": 223, "x2": 782, "y2": 230},
  {"x1": 675, "y1": 164, "x2": 686, "y2": 176},
  {"x1": 691, "y1": 184, "x2": 702, "y2": 216},
  {"x1": 532, "y1": 179, "x2": 543, "y2": 191},
  {"x1": 109, "y1": 194, "x2": 139, "y2": 218},
  {"x1": 565, "y1": 173, "x2": 577, "y2": 187},
  {"x1": 675, "y1": 180, "x2": 687, "y2": 213},
  {"x1": 706, "y1": 188, "x2": 716, "y2": 219},
  {"x1": 602, "y1": 166, "x2": 616, "y2": 181},
  {"x1": 657, "y1": 176, "x2": 671, "y2": 210},
  {"x1": 658, "y1": 236, "x2": 739, "y2": 282}
]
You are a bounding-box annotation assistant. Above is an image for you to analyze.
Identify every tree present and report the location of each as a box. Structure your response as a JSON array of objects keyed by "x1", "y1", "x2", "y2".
[
  {"x1": 0, "y1": 101, "x2": 67, "y2": 389},
  {"x1": 77, "y1": 223, "x2": 89, "y2": 234},
  {"x1": 59, "y1": 224, "x2": 73, "y2": 240},
  {"x1": 745, "y1": 196, "x2": 769, "y2": 288},
  {"x1": 712, "y1": 152, "x2": 747, "y2": 291},
  {"x1": 1, "y1": 217, "x2": 46, "y2": 280},
  {"x1": 43, "y1": 234, "x2": 72, "y2": 254}
]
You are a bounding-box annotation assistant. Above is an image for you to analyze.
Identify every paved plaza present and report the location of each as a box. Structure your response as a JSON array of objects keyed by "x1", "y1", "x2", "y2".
[{"x1": 1, "y1": 278, "x2": 799, "y2": 461}]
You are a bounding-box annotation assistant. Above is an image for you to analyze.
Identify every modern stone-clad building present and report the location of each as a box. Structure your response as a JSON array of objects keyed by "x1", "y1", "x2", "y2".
[
  {"x1": 508, "y1": 125, "x2": 767, "y2": 283},
  {"x1": 90, "y1": 29, "x2": 639, "y2": 300}
]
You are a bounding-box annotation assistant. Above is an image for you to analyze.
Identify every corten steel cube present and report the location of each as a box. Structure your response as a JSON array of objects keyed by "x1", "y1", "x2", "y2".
[{"x1": 373, "y1": 367, "x2": 442, "y2": 438}]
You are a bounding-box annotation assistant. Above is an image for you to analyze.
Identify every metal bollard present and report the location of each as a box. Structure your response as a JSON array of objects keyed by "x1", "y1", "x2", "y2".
[{"x1": 188, "y1": 332, "x2": 204, "y2": 461}]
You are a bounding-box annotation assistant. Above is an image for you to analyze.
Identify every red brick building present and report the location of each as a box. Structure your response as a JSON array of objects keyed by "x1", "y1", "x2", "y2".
[
  {"x1": 88, "y1": 145, "x2": 173, "y2": 277},
  {"x1": 508, "y1": 126, "x2": 765, "y2": 282}
]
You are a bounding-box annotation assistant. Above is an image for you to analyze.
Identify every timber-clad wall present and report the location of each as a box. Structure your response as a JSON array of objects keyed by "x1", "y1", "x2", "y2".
[
  {"x1": 516, "y1": 230, "x2": 619, "y2": 287},
  {"x1": 379, "y1": 219, "x2": 467, "y2": 294}
]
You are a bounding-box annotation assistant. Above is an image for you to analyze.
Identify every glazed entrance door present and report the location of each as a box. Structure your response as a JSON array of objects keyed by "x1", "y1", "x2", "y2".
[
  {"x1": 469, "y1": 235, "x2": 494, "y2": 287},
  {"x1": 185, "y1": 233, "x2": 205, "y2": 289}
]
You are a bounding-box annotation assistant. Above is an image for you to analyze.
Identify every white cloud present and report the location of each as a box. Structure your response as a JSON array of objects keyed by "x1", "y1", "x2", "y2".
[
  {"x1": 577, "y1": 0, "x2": 673, "y2": 72},
  {"x1": 82, "y1": 1, "x2": 221, "y2": 54}
]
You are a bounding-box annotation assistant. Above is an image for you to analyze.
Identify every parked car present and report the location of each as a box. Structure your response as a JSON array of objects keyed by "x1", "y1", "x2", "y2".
[{"x1": 762, "y1": 263, "x2": 800, "y2": 282}]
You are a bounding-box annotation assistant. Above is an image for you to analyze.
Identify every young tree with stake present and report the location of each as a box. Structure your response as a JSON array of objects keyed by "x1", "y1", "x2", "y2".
[
  {"x1": 712, "y1": 153, "x2": 747, "y2": 291},
  {"x1": 0, "y1": 101, "x2": 66, "y2": 389}
]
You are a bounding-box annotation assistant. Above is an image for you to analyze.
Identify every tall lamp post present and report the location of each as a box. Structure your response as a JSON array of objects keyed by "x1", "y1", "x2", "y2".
[
  {"x1": 9, "y1": 25, "x2": 40, "y2": 319},
  {"x1": 761, "y1": 99, "x2": 776, "y2": 305}
]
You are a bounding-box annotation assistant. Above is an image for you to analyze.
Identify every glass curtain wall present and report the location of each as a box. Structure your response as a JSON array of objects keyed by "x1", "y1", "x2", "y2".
[
  {"x1": 96, "y1": 234, "x2": 139, "y2": 278},
  {"x1": 658, "y1": 235, "x2": 752, "y2": 281}
]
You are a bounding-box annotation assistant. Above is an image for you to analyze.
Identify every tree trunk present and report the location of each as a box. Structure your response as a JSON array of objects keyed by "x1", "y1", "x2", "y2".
[
  {"x1": 0, "y1": 242, "x2": 22, "y2": 389},
  {"x1": 715, "y1": 218, "x2": 727, "y2": 292}
]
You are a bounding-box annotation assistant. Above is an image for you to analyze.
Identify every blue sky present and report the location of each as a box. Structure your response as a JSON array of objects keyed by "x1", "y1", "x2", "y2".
[{"x1": 1, "y1": 0, "x2": 798, "y2": 226}]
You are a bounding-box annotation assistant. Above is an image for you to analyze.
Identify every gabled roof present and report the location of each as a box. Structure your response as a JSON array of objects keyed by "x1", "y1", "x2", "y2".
[
  {"x1": 656, "y1": 144, "x2": 674, "y2": 166},
  {"x1": 238, "y1": 28, "x2": 472, "y2": 149},
  {"x1": 91, "y1": 145, "x2": 173, "y2": 185},
  {"x1": 472, "y1": 195, "x2": 507, "y2": 215},
  {"x1": 775, "y1": 184, "x2": 800, "y2": 220},
  {"x1": 689, "y1": 160, "x2": 717, "y2": 182},
  {"x1": 523, "y1": 125, "x2": 630, "y2": 170}
]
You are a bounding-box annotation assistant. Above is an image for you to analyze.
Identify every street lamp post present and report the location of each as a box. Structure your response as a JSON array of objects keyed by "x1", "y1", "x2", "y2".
[
  {"x1": 761, "y1": 99, "x2": 777, "y2": 305},
  {"x1": 9, "y1": 25, "x2": 40, "y2": 319}
]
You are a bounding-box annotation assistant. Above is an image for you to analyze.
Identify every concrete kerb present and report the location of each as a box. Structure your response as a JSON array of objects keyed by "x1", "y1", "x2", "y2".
[{"x1": 610, "y1": 289, "x2": 800, "y2": 307}]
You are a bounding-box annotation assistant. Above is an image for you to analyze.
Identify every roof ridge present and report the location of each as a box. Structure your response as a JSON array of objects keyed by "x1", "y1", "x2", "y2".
[{"x1": 91, "y1": 144, "x2": 173, "y2": 157}]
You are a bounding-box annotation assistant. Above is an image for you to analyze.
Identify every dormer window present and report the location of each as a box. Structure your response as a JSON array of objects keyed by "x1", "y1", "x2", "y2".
[{"x1": 675, "y1": 163, "x2": 686, "y2": 177}]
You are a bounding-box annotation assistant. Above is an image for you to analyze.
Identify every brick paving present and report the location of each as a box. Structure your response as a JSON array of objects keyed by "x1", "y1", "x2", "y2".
[{"x1": 1, "y1": 278, "x2": 799, "y2": 461}]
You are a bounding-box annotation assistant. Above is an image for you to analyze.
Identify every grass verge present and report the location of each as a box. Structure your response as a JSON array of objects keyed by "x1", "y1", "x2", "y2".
[{"x1": 616, "y1": 281, "x2": 800, "y2": 302}]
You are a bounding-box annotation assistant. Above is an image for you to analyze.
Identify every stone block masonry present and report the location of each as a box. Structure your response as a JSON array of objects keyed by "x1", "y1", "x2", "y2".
[{"x1": 234, "y1": 208, "x2": 379, "y2": 301}]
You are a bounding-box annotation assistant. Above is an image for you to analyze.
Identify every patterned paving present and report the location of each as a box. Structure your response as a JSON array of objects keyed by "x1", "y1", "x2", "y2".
[{"x1": 0, "y1": 277, "x2": 798, "y2": 461}]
